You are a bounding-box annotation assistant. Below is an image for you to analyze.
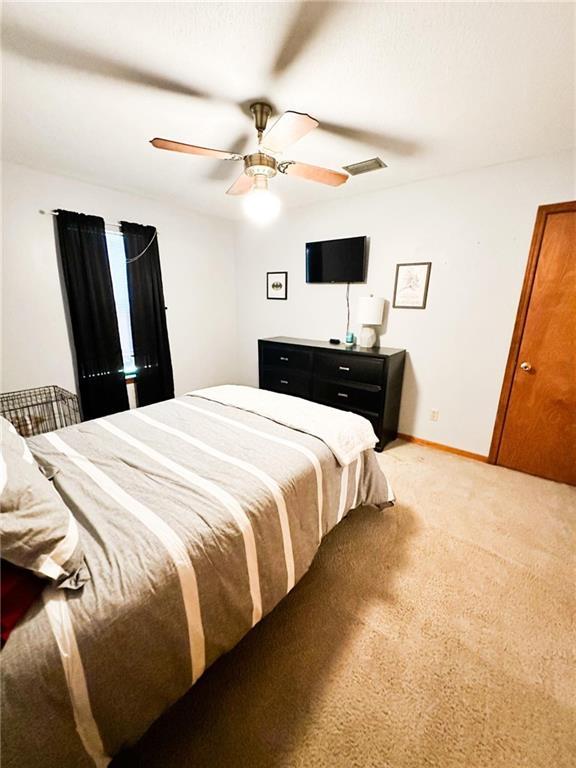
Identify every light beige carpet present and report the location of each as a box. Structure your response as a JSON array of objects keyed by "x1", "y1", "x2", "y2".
[{"x1": 114, "y1": 441, "x2": 576, "y2": 768}]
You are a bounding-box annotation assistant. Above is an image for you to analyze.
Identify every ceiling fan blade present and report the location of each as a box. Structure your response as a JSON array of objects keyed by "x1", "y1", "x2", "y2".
[
  {"x1": 207, "y1": 131, "x2": 252, "y2": 180},
  {"x1": 320, "y1": 121, "x2": 419, "y2": 156},
  {"x1": 226, "y1": 173, "x2": 254, "y2": 196},
  {"x1": 261, "y1": 111, "x2": 319, "y2": 153},
  {"x1": 150, "y1": 138, "x2": 243, "y2": 161},
  {"x1": 279, "y1": 161, "x2": 348, "y2": 187},
  {"x1": 271, "y1": 1, "x2": 338, "y2": 76},
  {"x1": 3, "y1": 22, "x2": 211, "y2": 100}
]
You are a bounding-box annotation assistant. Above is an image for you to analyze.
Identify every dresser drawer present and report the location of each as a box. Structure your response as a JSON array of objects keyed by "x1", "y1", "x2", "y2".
[
  {"x1": 261, "y1": 367, "x2": 311, "y2": 398},
  {"x1": 313, "y1": 378, "x2": 382, "y2": 412},
  {"x1": 315, "y1": 352, "x2": 384, "y2": 385},
  {"x1": 262, "y1": 345, "x2": 313, "y2": 372}
]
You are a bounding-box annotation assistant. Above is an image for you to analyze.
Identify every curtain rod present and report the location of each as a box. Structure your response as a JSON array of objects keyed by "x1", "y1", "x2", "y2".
[{"x1": 39, "y1": 209, "x2": 158, "y2": 233}]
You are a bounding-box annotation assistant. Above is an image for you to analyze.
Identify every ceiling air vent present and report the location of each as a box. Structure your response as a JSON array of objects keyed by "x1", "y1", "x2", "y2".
[{"x1": 342, "y1": 157, "x2": 388, "y2": 176}]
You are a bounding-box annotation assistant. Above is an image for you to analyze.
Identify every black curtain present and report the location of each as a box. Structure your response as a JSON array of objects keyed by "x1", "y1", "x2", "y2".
[
  {"x1": 56, "y1": 210, "x2": 129, "y2": 419},
  {"x1": 120, "y1": 221, "x2": 174, "y2": 406}
]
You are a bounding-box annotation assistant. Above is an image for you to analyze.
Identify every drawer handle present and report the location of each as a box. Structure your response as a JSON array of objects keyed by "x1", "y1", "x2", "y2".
[
  {"x1": 280, "y1": 356, "x2": 289, "y2": 361},
  {"x1": 337, "y1": 392, "x2": 348, "y2": 398},
  {"x1": 280, "y1": 379, "x2": 289, "y2": 385},
  {"x1": 339, "y1": 366, "x2": 350, "y2": 371}
]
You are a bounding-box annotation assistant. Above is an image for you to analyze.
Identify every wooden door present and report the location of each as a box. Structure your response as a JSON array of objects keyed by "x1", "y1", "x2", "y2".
[{"x1": 490, "y1": 201, "x2": 576, "y2": 485}]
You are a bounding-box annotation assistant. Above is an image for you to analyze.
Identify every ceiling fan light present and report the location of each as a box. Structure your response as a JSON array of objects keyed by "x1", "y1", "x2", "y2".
[{"x1": 242, "y1": 176, "x2": 281, "y2": 225}]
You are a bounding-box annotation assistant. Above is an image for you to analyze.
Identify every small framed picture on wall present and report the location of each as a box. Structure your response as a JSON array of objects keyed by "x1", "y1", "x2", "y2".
[
  {"x1": 393, "y1": 262, "x2": 432, "y2": 309},
  {"x1": 267, "y1": 271, "x2": 288, "y2": 300}
]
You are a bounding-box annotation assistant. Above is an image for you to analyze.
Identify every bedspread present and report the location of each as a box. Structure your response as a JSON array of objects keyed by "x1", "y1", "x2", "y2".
[{"x1": 1, "y1": 393, "x2": 392, "y2": 767}]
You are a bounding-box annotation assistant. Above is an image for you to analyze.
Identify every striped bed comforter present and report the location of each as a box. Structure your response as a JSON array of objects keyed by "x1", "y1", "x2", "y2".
[{"x1": 1, "y1": 393, "x2": 393, "y2": 767}]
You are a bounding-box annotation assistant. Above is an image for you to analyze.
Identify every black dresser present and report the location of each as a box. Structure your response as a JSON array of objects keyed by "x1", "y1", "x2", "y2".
[{"x1": 258, "y1": 337, "x2": 406, "y2": 451}]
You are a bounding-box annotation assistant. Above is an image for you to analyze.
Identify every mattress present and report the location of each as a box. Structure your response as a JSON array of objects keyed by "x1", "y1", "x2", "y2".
[{"x1": 1, "y1": 393, "x2": 392, "y2": 767}]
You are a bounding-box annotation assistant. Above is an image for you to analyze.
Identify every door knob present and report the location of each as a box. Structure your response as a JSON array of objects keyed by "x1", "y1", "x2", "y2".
[{"x1": 520, "y1": 362, "x2": 532, "y2": 372}]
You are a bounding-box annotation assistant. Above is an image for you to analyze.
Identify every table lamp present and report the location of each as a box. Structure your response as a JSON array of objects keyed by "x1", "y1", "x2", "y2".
[{"x1": 357, "y1": 295, "x2": 384, "y2": 348}]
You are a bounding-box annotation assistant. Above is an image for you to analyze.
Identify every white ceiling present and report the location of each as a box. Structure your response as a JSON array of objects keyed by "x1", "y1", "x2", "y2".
[{"x1": 2, "y1": 1, "x2": 574, "y2": 220}]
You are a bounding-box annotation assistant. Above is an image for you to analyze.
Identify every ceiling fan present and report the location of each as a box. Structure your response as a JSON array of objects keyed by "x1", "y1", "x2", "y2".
[
  {"x1": 5, "y1": 1, "x2": 414, "y2": 225},
  {"x1": 150, "y1": 102, "x2": 349, "y2": 222}
]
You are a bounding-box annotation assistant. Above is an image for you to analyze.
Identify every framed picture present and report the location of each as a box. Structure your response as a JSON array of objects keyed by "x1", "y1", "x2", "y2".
[
  {"x1": 267, "y1": 271, "x2": 288, "y2": 300},
  {"x1": 393, "y1": 262, "x2": 432, "y2": 309}
]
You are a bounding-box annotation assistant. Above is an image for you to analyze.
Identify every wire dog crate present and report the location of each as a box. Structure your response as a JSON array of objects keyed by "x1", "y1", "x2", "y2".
[{"x1": 0, "y1": 386, "x2": 80, "y2": 437}]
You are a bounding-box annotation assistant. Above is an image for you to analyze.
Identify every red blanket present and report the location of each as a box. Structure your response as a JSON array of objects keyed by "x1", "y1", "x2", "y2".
[{"x1": 1, "y1": 560, "x2": 46, "y2": 647}]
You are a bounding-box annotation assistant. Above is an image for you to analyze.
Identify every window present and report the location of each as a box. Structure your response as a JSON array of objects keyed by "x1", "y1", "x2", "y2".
[{"x1": 106, "y1": 231, "x2": 136, "y2": 377}]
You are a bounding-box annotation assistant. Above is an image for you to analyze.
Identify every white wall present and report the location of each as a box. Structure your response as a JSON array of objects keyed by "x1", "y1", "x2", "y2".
[
  {"x1": 1, "y1": 162, "x2": 238, "y2": 397},
  {"x1": 3, "y1": 152, "x2": 574, "y2": 456},
  {"x1": 234, "y1": 150, "x2": 575, "y2": 456}
]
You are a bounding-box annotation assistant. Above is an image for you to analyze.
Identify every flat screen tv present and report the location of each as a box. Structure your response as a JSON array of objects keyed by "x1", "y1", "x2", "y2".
[{"x1": 306, "y1": 236, "x2": 367, "y2": 283}]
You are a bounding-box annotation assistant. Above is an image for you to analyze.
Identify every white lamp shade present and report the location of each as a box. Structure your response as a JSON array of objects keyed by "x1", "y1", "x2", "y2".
[{"x1": 357, "y1": 296, "x2": 384, "y2": 325}]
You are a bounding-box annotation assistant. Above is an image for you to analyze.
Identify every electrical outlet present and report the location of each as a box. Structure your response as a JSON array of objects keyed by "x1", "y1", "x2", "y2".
[{"x1": 430, "y1": 409, "x2": 440, "y2": 422}]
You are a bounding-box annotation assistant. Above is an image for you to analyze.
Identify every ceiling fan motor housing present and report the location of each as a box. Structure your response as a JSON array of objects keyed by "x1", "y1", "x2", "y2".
[{"x1": 244, "y1": 152, "x2": 277, "y2": 178}]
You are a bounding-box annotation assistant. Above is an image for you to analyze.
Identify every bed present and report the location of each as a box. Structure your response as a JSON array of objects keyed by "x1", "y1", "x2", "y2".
[{"x1": 1, "y1": 387, "x2": 393, "y2": 767}]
